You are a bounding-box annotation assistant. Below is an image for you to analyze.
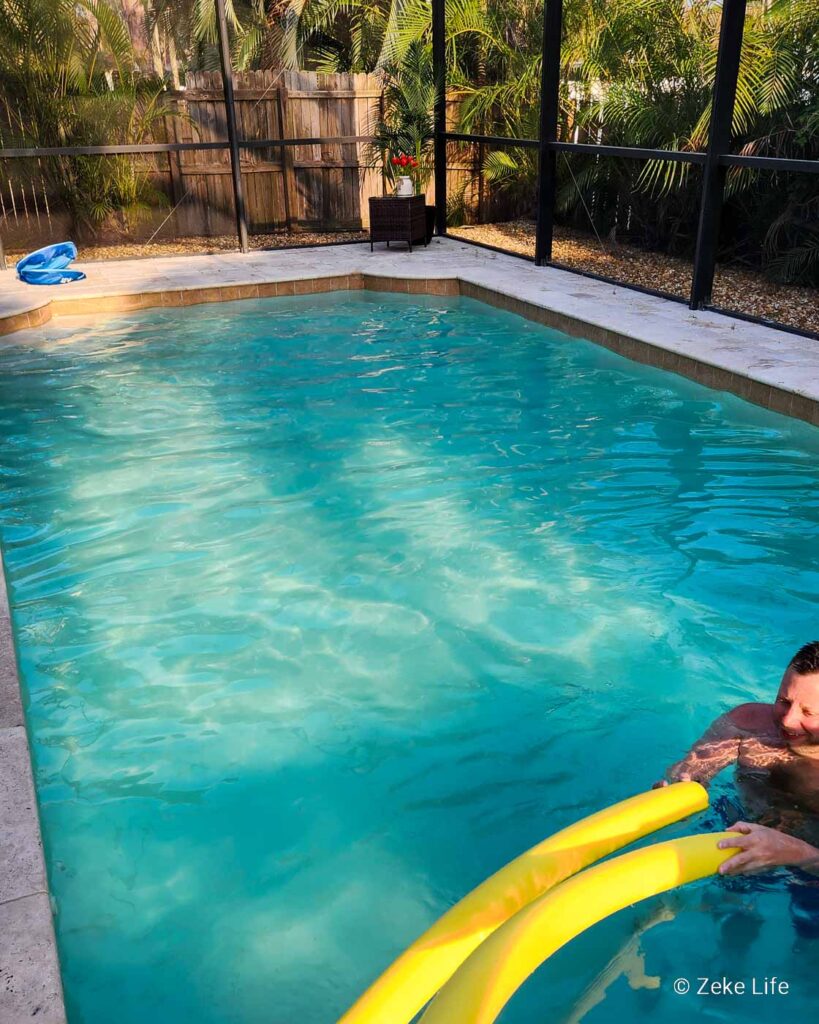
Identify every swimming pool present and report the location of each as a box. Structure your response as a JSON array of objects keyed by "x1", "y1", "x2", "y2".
[{"x1": 1, "y1": 291, "x2": 818, "y2": 1023}]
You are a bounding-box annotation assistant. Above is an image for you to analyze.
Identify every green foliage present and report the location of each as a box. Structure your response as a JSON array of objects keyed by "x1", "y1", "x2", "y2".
[
  {"x1": 2, "y1": 0, "x2": 816, "y2": 282},
  {"x1": 181, "y1": 0, "x2": 818, "y2": 281},
  {"x1": 0, "y1": 0, "x2": 169, "y2": 233},
  {"x1": 439, "y1": 0, "x2": 818, "y2": 284}
]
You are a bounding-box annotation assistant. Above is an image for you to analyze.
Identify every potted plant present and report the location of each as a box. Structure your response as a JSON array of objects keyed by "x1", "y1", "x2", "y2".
[
  {"x1": 389, "y1": 152, "x2": 420, "y2": 197},
  {"x1": 371, "y1": 42, "x2": 436, "y2": 242}
]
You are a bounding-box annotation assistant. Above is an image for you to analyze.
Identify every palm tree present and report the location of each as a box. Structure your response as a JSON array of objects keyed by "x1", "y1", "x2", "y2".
[
  {"x1": 441, "y1": 0, "x2": 817, "y2": 283},
  {"x1": 370, "y1": 39, "x2": 436, "y2": 192},
  {"x1": 0, "y1": 0, "x2": 168, "y2": 233}
]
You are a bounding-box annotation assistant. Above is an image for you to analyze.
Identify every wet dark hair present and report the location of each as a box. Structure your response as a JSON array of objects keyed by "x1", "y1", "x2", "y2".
[{"x1": 789, "y1": 641, "x2": 819, "y2": 675}]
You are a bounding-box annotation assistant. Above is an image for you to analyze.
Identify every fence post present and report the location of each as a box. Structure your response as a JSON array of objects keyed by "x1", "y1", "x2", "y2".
[
  {"x1": 535, "y1": 0, "x2": 563, "y2": 265},
  {"x1": 276, "y1": 86, "x2": 295, "y2": 232},
  {"x1": 432, "y1": 0, "x2": 447, "y2": 237},
  {"x1": 165, "y1": 95, "x2": 185, "y2": 211},
  {"x1": 690, "y1": 0, "x2": 747, "y2": 308},
  {"x1": 215, "y1": 0, "x2": 249, "y2": 252}
]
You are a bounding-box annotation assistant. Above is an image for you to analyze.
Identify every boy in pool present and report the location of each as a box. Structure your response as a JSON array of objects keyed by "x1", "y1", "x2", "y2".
[{"x1": 658, "y1": 640, "x2": 819, "y2": 879}]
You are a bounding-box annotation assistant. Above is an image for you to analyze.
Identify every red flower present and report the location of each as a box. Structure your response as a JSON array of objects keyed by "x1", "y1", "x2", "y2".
[
  {"x1": 410, "y1": 158, "x2": 418, "y2": 167},
  {"x1": 391, "y1": 156, "x2": 399, "y2": 165},
  {"x1": 400, "y1": 155, "x2": 409, "y2": 167}
]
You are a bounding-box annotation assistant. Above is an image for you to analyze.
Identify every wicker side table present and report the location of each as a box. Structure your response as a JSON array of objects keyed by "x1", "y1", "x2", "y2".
[{"x1": 369, "y1": 195, "x2": 428, "y2": 252}]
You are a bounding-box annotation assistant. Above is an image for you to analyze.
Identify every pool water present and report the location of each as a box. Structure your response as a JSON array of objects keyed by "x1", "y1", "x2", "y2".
[{"x1": 1, "y1": 292, "x2": 818, "y2": 1024}]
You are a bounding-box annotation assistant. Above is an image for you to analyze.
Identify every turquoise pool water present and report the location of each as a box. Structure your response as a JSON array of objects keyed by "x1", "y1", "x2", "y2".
[{"x1": 1, "y1": 292, "x2": 818, "y2": 1024}]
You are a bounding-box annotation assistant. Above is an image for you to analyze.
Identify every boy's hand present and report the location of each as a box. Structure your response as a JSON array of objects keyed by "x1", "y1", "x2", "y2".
[
  {"x1": 651, "y1": 772, "x2": 692, "y2": 790},
  {"x1": 717, "y1": 821, "x2": 819, "y2": 875}
]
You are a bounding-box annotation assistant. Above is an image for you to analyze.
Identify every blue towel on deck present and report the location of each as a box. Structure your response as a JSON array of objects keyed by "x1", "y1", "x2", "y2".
[{"x1": 16, "y1": 242, "x2": 86, "y2": 285}]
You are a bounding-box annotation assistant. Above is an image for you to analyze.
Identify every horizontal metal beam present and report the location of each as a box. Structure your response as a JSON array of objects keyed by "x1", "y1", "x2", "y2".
[
  {"x1": 444, "y1": 132, "x2": 540, "y2": 149},
  {"x1": 3, "y1": 138, "x2": 814, "y2": 176},
  {"x1": 0, "y1": 141, "x2": 229, "y2": 158},
  {"x1": 704, "y1": 303, "x2": 819, "y2": 342},
  {"x1": 445, "y1": 133, "x2": 708, "y2": 163},
  {"x1": 241, "y1": 136, "x2": 374, "y2": 149},
  {"x1": 449, "y1": 235, "x2": 536, "y2": 262},
  {"x1": 547, "y1": 259, "x2": 689, "y2": 304},
  {"x1": 0, "y1": 137, "x2": 375, "y2": 159},
  {"x1": 718, "y1": 153, "x2": 819, "y2": 174},
  {"x1": 550, "y1": 141, "x2": 707, "y2": 164}
]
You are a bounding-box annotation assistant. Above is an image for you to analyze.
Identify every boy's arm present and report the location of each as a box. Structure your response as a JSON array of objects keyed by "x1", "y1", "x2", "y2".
[{"x1": 662, "y1": 708, "x2": 745, "y2": 786}]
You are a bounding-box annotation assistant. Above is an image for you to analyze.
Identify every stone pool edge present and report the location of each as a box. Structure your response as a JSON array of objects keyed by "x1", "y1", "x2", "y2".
[
  {"x1": 0, "y1": 547, "x2": 67, "y2": 1024},
  {"x1": 2, "y1": 268, "x2": 817, "y2": 428}
]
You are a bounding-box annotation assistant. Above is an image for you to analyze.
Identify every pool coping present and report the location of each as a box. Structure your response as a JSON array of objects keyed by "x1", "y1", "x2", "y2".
[
  {"x1": 1, "y1": 241, "x2": 818, "y2": 1022},
  {"x1": 0, "y1": 546, "x2": 67, "y2": 1024},
  {"x1": 1, "y1": 251, "x2": 818, "y2": 427}
]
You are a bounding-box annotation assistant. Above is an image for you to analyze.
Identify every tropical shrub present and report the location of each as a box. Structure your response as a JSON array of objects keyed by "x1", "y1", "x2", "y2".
[{"x1": 0, "y1": 0, "x2": 168, "y2": 235}]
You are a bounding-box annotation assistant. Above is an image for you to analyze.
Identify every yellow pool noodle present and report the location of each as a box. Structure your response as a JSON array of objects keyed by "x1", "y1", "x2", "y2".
[
  {"x1": 420, "y1": 831, "x2": 735, "y2": 1024},
  {"x1": 337, "y1": 782, "x2": 708, "y2": 1024}
]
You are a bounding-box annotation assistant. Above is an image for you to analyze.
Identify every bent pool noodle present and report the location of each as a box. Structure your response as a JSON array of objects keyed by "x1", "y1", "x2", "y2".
[
  {"x1": 337, "y1": 782, "x2": 708, "y2": 1024},
  {"x1": 420, "y1": 832, "x2": 735, "y2": 1024}
]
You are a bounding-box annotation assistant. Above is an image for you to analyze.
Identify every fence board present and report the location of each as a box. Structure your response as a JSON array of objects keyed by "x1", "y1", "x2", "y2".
[{"x1": 160, "y1": 69, "x2": 388, "y2": 235}]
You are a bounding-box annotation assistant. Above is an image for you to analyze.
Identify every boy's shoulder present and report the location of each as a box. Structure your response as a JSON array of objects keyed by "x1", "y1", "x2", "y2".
[{"x1": 725, "y1": 701, "x2": 773, "y2": 732}]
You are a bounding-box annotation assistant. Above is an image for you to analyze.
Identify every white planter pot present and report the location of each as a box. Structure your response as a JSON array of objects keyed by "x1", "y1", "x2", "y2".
[{"x1": 395, "y1": 175, "x2": 414, "y2": 197}]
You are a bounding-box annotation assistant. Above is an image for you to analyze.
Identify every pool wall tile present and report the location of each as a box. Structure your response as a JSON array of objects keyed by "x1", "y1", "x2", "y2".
[
  {"x1": 790, "y1": 393, "x2": 818, "y2": 424},
  {"x1": 177, "y1": 289, "x2": 212, "y2": 306},
  {"x1": 311, "y1": 277, "x2": 332, "y2": 293},
  {"x1": 0, "y1": 308, "x2": 51, "y2": 336},
  {"x1": 228, "y1": 284, "x2": 260, "y2": 301}
]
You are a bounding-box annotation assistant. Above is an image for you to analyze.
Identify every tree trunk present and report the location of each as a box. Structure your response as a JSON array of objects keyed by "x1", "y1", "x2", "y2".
[{"x1": 168, "y1": 33, "x2": 181, "y2": 89}]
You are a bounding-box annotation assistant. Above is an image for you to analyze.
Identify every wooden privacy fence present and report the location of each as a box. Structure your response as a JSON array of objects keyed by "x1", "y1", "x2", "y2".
[
  {"x1": 163, "y1": 69, "x2": 386, "y2": 234},
  {"x1": 160, "y1": 72, "x2": 485, "y2": 237},
  {"x1": 0, "y1": 71, "x2": 490, "y2": 250}
]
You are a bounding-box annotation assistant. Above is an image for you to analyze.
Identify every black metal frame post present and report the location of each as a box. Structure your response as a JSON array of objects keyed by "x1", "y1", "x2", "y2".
[
  {"x1": 534, "y1": 0, "x2": 563, "y2": 265},
  {"x1": 432, "y1": 0, "x2": 447, "y2": 237},
  {"x1": 215, "y1": 0, "x2": 249, "y2": 253},
  {"x1": 689, "y1": 0, "x2": 747, "y2": 309}
]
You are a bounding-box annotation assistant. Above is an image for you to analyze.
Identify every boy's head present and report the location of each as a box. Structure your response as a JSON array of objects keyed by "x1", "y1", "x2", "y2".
[{"x1": 774, "y1": 641, "x2": 819, "y2": 747}]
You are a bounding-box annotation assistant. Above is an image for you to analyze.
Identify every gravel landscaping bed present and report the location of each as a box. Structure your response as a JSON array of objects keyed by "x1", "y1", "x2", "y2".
[
  {"x1": 449, "y1": 220, "x2": 817, "y2": 335},
  {"x1": 4, "y1": 230, "x2": 369, "y2": 266}
]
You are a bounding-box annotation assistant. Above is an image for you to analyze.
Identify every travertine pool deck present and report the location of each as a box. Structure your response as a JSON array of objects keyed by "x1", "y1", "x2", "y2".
[
  {"x1": 0, "y1": 544, "x2": 66, "y2": 1024},
  {"x1": 0, "y1": 236, "x2": 818, "y2": 1024}
]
